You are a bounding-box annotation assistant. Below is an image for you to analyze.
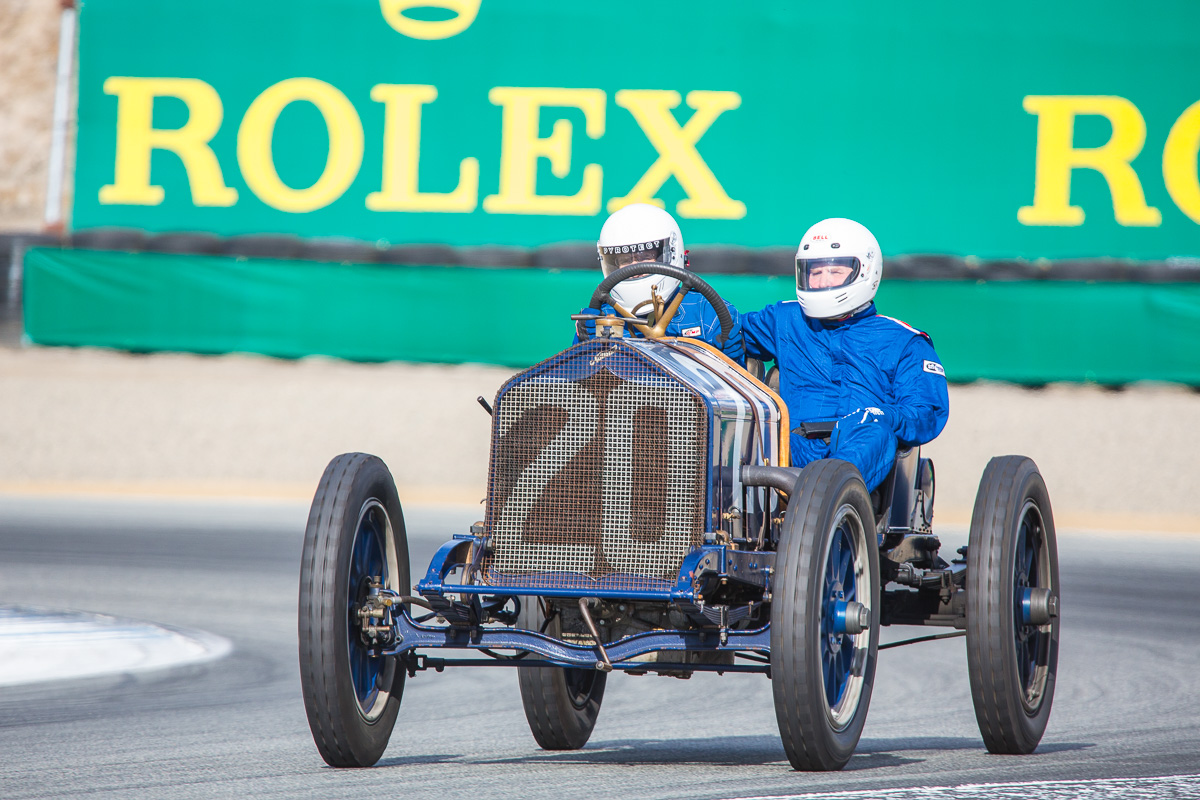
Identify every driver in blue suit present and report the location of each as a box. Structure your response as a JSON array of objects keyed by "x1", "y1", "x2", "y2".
[
  {"x1": 741, "y1": 218, "x2": 949, "y2": 491},
  {"x1": 574, "y1": 203, "x2": 745, "y2": 366}
]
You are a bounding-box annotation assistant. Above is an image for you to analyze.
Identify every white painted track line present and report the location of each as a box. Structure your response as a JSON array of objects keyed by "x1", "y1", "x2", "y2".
[
  {"x1": 726, "y1": 773, "x2": 1200, "y2": 800},
  {"x1": 0, "y1": 606, "x2": 232, "y2": 688}
]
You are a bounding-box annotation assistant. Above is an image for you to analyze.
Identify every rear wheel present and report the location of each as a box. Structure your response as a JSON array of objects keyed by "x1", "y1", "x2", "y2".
[
  {"x1": 299, "y1": 453, "x2": 410, "y2": 767},
  {"x1": 771, "y1": 459, "x2": 880, "y2": 771},
  {"x1": 967, "y1": 455, "x2": 1059, "y2": 754},
  {"x1": 517, "y1": 598, "x2": 607, "y2": 750}
]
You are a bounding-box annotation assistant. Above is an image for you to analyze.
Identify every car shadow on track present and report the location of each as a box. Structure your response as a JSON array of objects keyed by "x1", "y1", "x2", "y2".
[
  {"x1": 857, "y1": 736, "x2": 1094, "y2": 758},
  {"x1": 857, "y1": 736, "x2": 995, "y2": 754},
  {"x1": 373, "y1": 736, "x2": 1093, "y2": 770},
  {"x1": 380, "y1": 735, "x2": 918, "y2": 769},
  {"x1": 378, "y1": 735, "x2": 785, "y2": 768}
]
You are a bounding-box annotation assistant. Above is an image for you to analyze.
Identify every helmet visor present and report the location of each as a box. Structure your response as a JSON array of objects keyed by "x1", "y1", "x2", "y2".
[
  {"x1": 600, "y1": 238, "x2": 672, "y2": 276},
  {"x1": 797, "y1": 256, "x2": 861, "y2": 291}
]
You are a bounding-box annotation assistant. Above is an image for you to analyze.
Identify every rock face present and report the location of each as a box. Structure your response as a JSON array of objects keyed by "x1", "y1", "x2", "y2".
[{"x1": 1, "y1": 1, "x2": 64, "y2": 232}]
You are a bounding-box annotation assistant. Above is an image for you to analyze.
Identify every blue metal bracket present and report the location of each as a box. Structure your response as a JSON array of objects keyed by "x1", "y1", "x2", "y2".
[
  {"x1": 671, "y1": 546, "x2": 775, "y2": 599},
  {"x1": 418, "y1": 539, "x2": 775, "y2": 607},
  {"x1": 419, "y1": 538, "x2": 473, "y2": 590}
]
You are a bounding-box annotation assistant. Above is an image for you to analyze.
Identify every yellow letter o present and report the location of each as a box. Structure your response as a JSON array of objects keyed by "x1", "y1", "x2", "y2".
[
  {"x1": 1164, "y1": 99, "x2": 1200, "y2": 225},
  {"x1": 379, "y1": 0, "x2": 481, "y2": 40},
  {"x1": 238, "y1": 78, "x2": 364, "y2": 213}
]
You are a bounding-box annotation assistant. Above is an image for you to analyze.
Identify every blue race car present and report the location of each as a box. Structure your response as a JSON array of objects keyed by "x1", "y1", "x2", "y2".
[{"x1": 297, "y1": 262, "x2": 1060, "y2": 771}]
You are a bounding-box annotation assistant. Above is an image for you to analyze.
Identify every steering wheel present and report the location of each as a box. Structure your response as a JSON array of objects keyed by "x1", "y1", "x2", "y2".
[{"x1": 587, "y1": 262, "x2": 734, "y2": 345}]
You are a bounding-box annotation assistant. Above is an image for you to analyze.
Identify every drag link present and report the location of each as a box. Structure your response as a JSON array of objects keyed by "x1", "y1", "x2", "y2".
[{"x1": 577, "y1": 597, "x2": 614, "y2": 672}]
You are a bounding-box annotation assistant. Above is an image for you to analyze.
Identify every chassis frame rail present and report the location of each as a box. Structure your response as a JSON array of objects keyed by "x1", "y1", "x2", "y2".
[{"x1": 377, "y1": 608, "x2": 772, "y2": 673}]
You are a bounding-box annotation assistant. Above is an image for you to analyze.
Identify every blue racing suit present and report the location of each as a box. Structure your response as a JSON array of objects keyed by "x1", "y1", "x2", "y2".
[
  {"x1": 575, "y1": 291, "x2": 746, "y2": 366},
  {"x1": 741, "y1": 301, "x2": 949, "y2": 491}
]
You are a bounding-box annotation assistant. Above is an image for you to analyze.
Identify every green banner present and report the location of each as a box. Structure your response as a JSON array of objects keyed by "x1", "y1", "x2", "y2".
[
  {"x1": 72, "y1": 1, "x2": 1200, "y2": 260},
  {"x1": 24, "y1": 248, "x2": 1200, "y2": 384}
]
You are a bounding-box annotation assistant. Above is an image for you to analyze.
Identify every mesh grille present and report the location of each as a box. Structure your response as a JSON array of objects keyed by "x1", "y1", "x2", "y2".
[{"x1": 483, "y1": 341, "x2": 708, "y2": 593}]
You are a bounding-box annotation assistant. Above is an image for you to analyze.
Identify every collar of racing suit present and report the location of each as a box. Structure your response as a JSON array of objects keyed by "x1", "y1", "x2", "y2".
[{"x1": 818, "y1": 302, "x2": 876, "y2": 329}]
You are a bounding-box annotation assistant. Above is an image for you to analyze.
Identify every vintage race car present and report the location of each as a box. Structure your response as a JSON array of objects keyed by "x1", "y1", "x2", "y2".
[{"x1": 297, "y1": 263, "x2": 1060, "y2": 771}]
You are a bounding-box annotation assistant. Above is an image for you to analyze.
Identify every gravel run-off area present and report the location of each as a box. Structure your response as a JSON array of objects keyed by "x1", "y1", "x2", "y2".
[{"x1": 2, "y1": 345, "x2": 1199, "y2": 534}]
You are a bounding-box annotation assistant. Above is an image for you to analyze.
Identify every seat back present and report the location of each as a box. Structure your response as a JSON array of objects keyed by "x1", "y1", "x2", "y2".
[
  {"x1": 744, "y1": 358, "x2": 780, "y2": 395},
  {"x1": 875, "y1": 447, "x2": 934, "y2": 537}
]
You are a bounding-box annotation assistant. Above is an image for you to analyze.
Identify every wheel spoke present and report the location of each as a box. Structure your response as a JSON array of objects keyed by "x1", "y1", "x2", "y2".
[
  {"x1": 1015, "y1": 529, "x2": 1028, "y2": 581},
  {"x1": 1023, "y1": 533, "x2": 1037, "y2": 583},
  {"x1": 825, "y1": 541, "x2": 839, "y2": 591},
  {"x1": 841, "y1": 638, "x2": 855, "y2": 680},
  {"x1": 1026, "y1": 539, "x2": 1039, "y2": 588},
  {"x1": 824, "y1": 655, "x2": 838, "y2": 706}
]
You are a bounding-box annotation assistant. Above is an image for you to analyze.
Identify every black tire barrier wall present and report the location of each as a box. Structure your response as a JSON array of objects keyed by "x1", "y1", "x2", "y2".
[{"x1": 7, "y1": 228, "x2": 1197, "y2": 283}]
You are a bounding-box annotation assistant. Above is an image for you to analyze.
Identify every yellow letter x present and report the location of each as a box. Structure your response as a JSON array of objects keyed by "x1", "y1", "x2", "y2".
[{"x1": 609, "y1": 90, "x2": 746, "y2": 219}]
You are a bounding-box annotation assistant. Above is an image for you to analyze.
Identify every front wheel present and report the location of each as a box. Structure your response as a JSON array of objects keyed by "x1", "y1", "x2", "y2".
[
  {"x1": 966, "y1": 455, "x2": 1060, "y2": 754},
  {"x1": 299, "y1": 453, "x2": 410, "y2": 767},
  {"x1": 517, "y1": 598, "x2": 607, "y2": 750},
  {"x1": 771, "y1": 459, "x2": 880, "y2": 771}
]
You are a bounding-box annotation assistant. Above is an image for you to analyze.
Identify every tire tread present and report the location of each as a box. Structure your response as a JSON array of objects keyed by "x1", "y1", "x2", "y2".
[
  {"x1": 771, "y1": 459, "x2": 879, "y2": 771},
  {"x1": 299, "y1": 453, "x2": 408, "y2": 767},
  {"x1": 966, "y1": 455, "x2": 1058, "y2": 755}
]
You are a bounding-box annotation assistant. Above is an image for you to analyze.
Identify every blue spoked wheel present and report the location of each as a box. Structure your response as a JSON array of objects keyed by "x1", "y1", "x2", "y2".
[
  {"x1": 967, "y1": 455, "x2": 1059, "y2": 755},
  {"x1": 771, "y1": 459, "x2": 879, "y2": 771},
  {"x1": 299, "y1": 453, "x2": 410, "y2": 767}
]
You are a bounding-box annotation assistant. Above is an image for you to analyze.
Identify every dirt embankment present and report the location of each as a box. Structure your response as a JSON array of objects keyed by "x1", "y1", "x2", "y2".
[{"x1": 2, "y1": 345, "x2": 1198, "y2": 532}]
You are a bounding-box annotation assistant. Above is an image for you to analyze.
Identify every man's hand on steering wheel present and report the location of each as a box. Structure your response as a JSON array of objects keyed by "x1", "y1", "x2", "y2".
[{"x1": 587, "y1": 262, "x2": 735, "y2": 345}]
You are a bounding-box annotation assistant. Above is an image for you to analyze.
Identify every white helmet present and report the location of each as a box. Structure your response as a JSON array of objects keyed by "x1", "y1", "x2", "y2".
[
  {"x1": 794, "y1": 218, "x2": 882, "y2": 319},
  {"x1": 597, "y1": 203, "x2": 685, "y2": 315}
]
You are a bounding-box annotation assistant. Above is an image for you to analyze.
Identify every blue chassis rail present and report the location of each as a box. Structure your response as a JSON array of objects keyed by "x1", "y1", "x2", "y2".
[
  {"x1": 381, "y1": 612, "x2": 771, "y2": 673},
  {"x1": 388, "y1": 536, "x2": 776, "y2": 672}
]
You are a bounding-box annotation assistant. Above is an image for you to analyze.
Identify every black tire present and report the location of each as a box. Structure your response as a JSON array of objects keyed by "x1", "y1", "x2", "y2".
[
  {"x1": 516, "y1": 598, "x2": 607, "y2": 750},
  {"x1": 771, "y1": 459, "x2": 880, "y2": 771},
  {"x1": 966, "y1": 455, "x2": 1059, "y2": 755},
  {"x1": 299, "y1": 453, "x2": 410, "y2": 767}
]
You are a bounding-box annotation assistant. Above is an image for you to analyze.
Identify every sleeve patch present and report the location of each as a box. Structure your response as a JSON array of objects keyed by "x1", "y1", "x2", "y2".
[{"x1": 923, "y1": 360, "x2": 945, "y2": 376}]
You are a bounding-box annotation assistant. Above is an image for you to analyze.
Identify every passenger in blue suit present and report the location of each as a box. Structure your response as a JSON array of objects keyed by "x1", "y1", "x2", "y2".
[
  {"x1": 741, "y1": 218, "x2": 949, "y2": 491},
  {"x1": 574, "y1": 203, "x2": 745, "y2": 366}
]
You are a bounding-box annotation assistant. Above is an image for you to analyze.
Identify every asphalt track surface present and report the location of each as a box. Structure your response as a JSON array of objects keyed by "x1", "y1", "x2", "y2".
[{"x1": 1, "y1": 495, "x2": 1198, "y2": 799}]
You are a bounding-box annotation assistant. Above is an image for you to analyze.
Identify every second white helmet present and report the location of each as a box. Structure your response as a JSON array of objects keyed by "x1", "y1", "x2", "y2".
[
  {"x1": 597, "y1": 203, "x2": 686, "y2": 315},
  {"x1": 794, "y1": 218, "x2": 882, "y2": 319}
]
